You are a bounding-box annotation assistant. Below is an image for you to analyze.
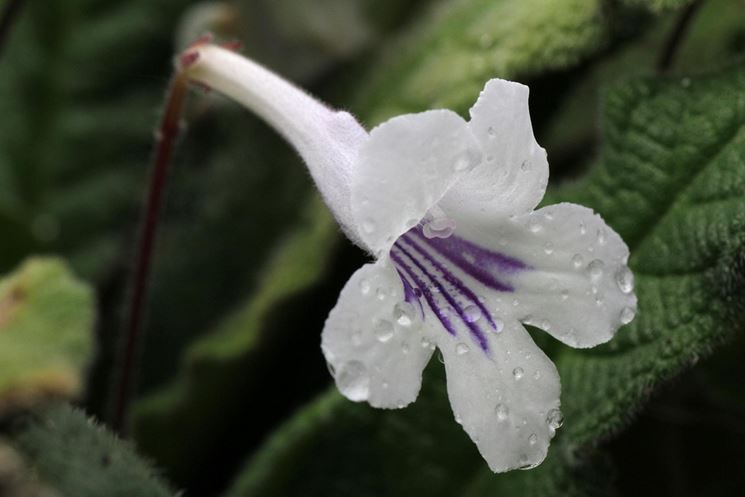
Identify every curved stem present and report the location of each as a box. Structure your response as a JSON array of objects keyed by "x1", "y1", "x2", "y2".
[
  {"x1": 656, "y1": 0, "x2": 704, "y2": 73},
  {"x1": 112, "y1": 72, "x2": 189, "y2": 434}
]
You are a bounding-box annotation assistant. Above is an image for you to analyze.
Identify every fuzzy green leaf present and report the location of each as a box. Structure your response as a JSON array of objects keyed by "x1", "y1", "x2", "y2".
[
  {"x1": 352, "y1": 0, "x2": 611, "y2": 124},
  {"x1": 11, "y1": 405, "x2": 175, "y2": 497},
  {"x1": 222, "y1": 63, "x2": 745, "y2": 497},
  {"x1": 0, "y1": 258, "x2": 94, "y2": 415}
]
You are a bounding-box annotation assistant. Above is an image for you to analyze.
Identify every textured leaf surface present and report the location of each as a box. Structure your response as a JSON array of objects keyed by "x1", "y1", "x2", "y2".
[
  {"x1": 11, "y1": 405, "x2": 174, "y2": 497},
  {"x1": 352, "y1": 0, "x2": 611, "y2": 124},
  {"x1": 0, "y1": 259, "x2": 93, "y2": 415},
  {"x1": 223, "y1": 64, "x2": 745, "y2": 497}
]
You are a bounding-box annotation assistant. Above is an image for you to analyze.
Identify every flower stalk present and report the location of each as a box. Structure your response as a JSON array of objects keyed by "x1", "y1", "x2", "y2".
[{"x1": 112, "y1": 69, "x2": 190, "y2": 434}]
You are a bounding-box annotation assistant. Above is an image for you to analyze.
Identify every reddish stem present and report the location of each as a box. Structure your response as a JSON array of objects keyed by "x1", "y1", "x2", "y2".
[{"x1": 112, "y1": 73, "x2": 189, "y2": 434}]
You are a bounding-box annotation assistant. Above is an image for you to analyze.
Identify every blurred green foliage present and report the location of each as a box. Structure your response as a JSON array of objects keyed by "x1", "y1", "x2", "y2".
[{"x1": 0, "y1": 0, "x2": 744, "y2": 496}]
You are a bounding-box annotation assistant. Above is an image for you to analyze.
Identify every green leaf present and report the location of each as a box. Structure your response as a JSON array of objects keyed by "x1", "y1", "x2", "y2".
[
  {"x1": 0, "y1": 258, "x2": 94, "y2": 415},
  {"x1": 621, "y1": 0, "x2": 695, "y2": 13},
  {"x1": 352, "y1": 0, "x2": 612, "y2": 124},
  {"x1": 133, "y1": 195, "x2": 344, "y2": 484},
  {"x1": 11, "y1": 404, "x2": 175, "y2": 497},
  {"x1": 221, "y1": 63, "x2": 745, "y2": 497}
]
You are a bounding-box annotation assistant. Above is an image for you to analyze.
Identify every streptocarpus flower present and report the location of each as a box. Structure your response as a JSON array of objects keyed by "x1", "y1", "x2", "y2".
[{"x1": 179, "y1": 43, "x2": 637, "y2": 472}]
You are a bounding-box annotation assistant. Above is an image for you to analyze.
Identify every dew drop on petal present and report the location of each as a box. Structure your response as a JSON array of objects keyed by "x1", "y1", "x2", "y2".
[
  {"x1": 533, "y1": 370, "x2": 541, "y2": 380},
  {"x1": 597, "y1": 228, "x2": 607, "y2": 245},
  {"x1": 393, "y1": 302, "x2": 416, "y2": 329},
  {"x1": 520, "y1": 160, "x2": 530, "y2": 172},
  {"x1": 543, "y1": 242, "x2": 554, "y2": 255},
  {"x1": 615, "y1": 266, "x2": 635, "y2": 294},
  {"x1": 528, "y1": 221, "x2": 542, "y2": 233},
  {"x1": 401, "y1": 342, "x2": 410, "y2": 355},
  {"x1": 374, "y1": 319, "x2": 394, "y2": 343},
  {"x1": 512, "y1": 367, "x2": 524, "y2": 380},
  {"x1": 423, "y1": 217, "x2": 456, "y2": 239},
  {"x1": 359, "y1": 279, "x2": 371, "y2": 295},
  {"x1": 579, "y1": 222, "x2": 587, "y2": 235},
  {"x1": 456, "y1": 343, "x2": 470, "y2": 355},
  {"x1": 495, "y1": 403, "x2": 509, "y2": 421},
  {"x1": 487, "y1": 126, "x2": 497, "y2": 139},
  {"x1": 421, "y1": 337, "x2": 432, "y2": 349},
  {"x1": 620, "y1": 306, "x2": 636, "y2": 325},
  {"x1": 560, "y1": 289, "x2": 570, "y2": 300},
  {"x1": 336, "y1": 361, "x2": 369, "y2": 401},
  {"x1": 362, "y1": 219, "x2": 376, "y2": 234},
  {"x1": 463, "y1": 304, "x2": 482, "y2": 323},
  {"x1": 437, "y1": 349, "x2": 445, "y2": 364},
  {"x1": 572, "y1": 254, "x2": 584, "y2": 269},
  {"x1": 587, "y1": 259, "x2": 605, "y2": 281},
  {"x1": 546, "y1": 408, "x2": 564, "y2": 431},
  {"x1": 493, "y1": 317, "x2": 504, "y2": 333},
  {"x1": 528, "y1": 433, "x2": 538, "y2": 445}
]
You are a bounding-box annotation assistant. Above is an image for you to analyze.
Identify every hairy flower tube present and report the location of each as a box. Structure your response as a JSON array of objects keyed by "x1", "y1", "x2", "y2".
[{"x1": 178, "y1": 42, "x2": 637, "y2": 472}]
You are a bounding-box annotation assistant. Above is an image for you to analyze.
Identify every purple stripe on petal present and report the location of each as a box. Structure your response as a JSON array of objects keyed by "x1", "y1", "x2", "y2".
[
  {"x1": 397, "y1": 269, "x2": 424, "y2": 318},
  {"x1": 410, "y1": 228, "x2": 528, "y2": 292},
  {"x1": 391, "y1": 249, "x2": 457, "y2": 337},
  {"x1": 397, "y1": 238, "x2": 490, "y2": 352}
]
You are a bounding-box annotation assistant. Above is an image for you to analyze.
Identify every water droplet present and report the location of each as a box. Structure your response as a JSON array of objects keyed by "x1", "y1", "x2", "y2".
[
  {"x1": 528, "y1": 433, "x2": 538, "y2": 445},
  {"x1": 393, "y1": 302, "x2": 416, "y2": 329},
  {"x1": 579, "y1": 222, "x2": 587, "y2": 235},
  {"x1": 437, "y1": 350, "x2": 445, "y2": 364},
  {"x1": 456, "y1": 343, "x2": 470, "y2": 355},
  {"x1": 463, "y1": 304, "x2": 482, "y2": 323},
  {"x1": 520, "y1": 160, "x2": 530, "y2": 172},
  {"x1": 572, "y1": 254, "x2": 584, "y2": 269},
  {"x1": 421, "y1": 337, "x2": 432, "y2": 349},
  {"x1": 455, "y1": 413, "x2": 463, "y2": 424},
  {"x1": 615, "y1": 266, "x2": 635, "y2": 294},
  {"x1": 362, "y1": 219, "x2": 376, "y2": 234},
  {"x1": 495, "y1": 403, "x2": 509, "y2": 421},
  {"x1": 401, "y1": 342, "x2": 410, "y2": 355},
  {"x1": 528, "y1": 221, "x2": 542, "y2": 233},
  {"x1": 560, "y1": 289, "x2": 570, "y2": 300},
  {"x1": 487, "y1": 126, "x2": 497, "y2": 139},
  {"x1": 543, "y1": 242, "x2": 554, "y2": 255},
  {"x1": 546, "y1": 408, "x2": 564, "y2": 431},
  {"x1": 620, "y1": 306, "x2": 636, "y2": 324},
  {"x1": 336, "y1": 361, "x2": 369, "y2": 401},
  {"x1": 375, "y1": 287, "x2": 388, "y2": 300},
  {"x1": 493, "y1": 317, "x2": 504, "y2": 333},
  {"x1": 595, "y1": 293, "x2": 604, "y2": 306},
  {"x1": 540, "y1": 319, "x2": 551, "y2": 330},
  {"x1": 374, "y1": 320, "x2": 394, "y2": 343},
  {"x1": 359, "y1": 279, "x2": 371, "y2": 295},
  {"x1": 587, "y1": 259, "x2": 605, "y2": 281},
  {"x1": 597, "y1": 228, "x2": 607, "y2": 245},
  {"x1": 533, "y1": 370, "x2": 541, "y2": 380},
  {"x1": 512, "y1": 367, "x2": 524, "y2": 380}
]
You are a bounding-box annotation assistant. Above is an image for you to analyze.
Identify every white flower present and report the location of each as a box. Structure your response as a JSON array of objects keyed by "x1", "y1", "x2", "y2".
[{"x1": 180, "y1": 43, "x2": 637, "y2": 472}]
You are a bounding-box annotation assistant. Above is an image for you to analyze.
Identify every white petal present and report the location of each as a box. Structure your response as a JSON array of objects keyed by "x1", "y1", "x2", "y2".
[
  {"x1": 182, "y1": 44, "x2": 369, "y2": 247},
  {"x1": 439, "y1": 79, "x2": 548, "y2": 221},
  {"x1": 452, "y1": 203, "x2": 636, "y2": 348},
  {"x1": 350, "y1": 110, "x2": 482, "y2": 256},
  {"x1": 321, "y1": 259, "x2": 435, "y2": 408},
  {"x1": 437, "y1": 319, "x2": 561, "y2": 472}
]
